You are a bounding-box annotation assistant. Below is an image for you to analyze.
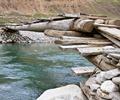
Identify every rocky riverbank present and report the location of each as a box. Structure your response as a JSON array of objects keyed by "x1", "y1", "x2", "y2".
[{"x1": 0, "y1": 28, "x2": 59, "y2": 43}]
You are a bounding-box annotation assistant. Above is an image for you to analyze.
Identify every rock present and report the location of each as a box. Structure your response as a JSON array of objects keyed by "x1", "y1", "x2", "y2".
[
  {"x1": 96, "y1": 89, "x2": 112, "y2": 99},
  {"x1": 112, "y1": 77, "x2": 120, "y2": 85},
  {"x1": 95, "y1": 72, "x2": 106, "y2": 84},
  {"x1": 89, "y1": 84, "x2": 100, "y2": 92},
  {"x1": 37, "y1": 84, "x2": 87, "y2": 100},
  {"x1": 104, "y1": 68, "x2": 120, "y2": 79},
  {"x1": 110, "y1": 92, "x2": 120, "y2": 100},
  {"x1": 100, "y1": 80, "x2": 119, "y2": 93},
  {"x1": 85, "y1": 76, "x2": 97, "y2": 87}
]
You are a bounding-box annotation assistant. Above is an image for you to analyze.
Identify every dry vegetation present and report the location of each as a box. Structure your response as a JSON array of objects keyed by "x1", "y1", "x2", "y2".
[{"x1": 0, "y1": 0, "x2": 120, "y2": 24}]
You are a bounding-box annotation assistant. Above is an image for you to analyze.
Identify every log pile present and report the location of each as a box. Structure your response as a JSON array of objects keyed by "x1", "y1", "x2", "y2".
[{"x1": 1, "y1": 13, "x2": 120, "y2": 100}]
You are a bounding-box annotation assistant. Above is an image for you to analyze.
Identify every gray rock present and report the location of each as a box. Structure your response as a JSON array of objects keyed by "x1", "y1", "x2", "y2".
[
  {"x1": 96, "y1": 89, "x2": 112, "y2": 99},
  {"x1": 85, "y1": 76, "x2": 96, "y2": 87},
  {"x1": 112, "y1": 77, "x2": 120, "y2": 85},
  {"x1": 110, "y1": 92, "x2": 120, "y2": 100},
  {"x1": 100, "y1": 80, "x2": 119, "y2": 93},
  {"x1": 104, "y1": 68, "x2": 120, "y2": 79},
  {"x1": 90, "y1": 84, "x2": 100, "y2": 92},
  {"x1": 37, "y1": 84, "x2": 87, "y2": 100},
  {"x1": 95, "y1": 72, "x2": 106, "y2": 84}
]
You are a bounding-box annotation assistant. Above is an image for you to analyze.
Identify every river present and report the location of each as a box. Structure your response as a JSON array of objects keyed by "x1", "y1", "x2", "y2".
[{"x1": 0, "y1": 43, "x2": 92, "y2": 100}]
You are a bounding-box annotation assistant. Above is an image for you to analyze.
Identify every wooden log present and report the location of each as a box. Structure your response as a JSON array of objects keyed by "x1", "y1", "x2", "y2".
[
  {"x1": 86, "y1": 55, "x2": 116, "y2": 71},
  {"x1": 7, "y1": 19, "x2": 74, "y2": 32},
  {"x1": 77, "y1": 46, "x2": 120, "y2": 56},
  {"x1": 100, "y1": 32, "x2": 120, "y2": 47},
  {"x1": 108, "y1": 53, "x2": 120, "y2": 59},
  {"x1": 73, "y1": 19, "x2": 94, "y2": 33},
  {"x1": 71, "y1": 67, "x2": 95, "y2": 75},
  {"x1": 94, "y1": 23, "x2": 120, "y2": 28},
  {"x1": 44, "y1": 30, "x2": 82, "y2": 38},
  {"x1": 7, "y1": 19, "x2": 94, "y2": 33},
  {"x1": 106, "y1": 19, "x2": 120, "y2": 26},
  {"x1": 98, "y1": 27, "x2": 120, "y2": 40}
]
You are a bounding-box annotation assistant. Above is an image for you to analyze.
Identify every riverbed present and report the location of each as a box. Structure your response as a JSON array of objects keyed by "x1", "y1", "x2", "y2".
[{"x1": 0, "y1": 43, "x2": 92, "y2": 100}]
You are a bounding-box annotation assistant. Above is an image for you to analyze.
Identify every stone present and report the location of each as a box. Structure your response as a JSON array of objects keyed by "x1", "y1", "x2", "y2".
[
  {"x1": 110, "y1": 92, "x2": 120, "y2": 100},
  {"x1": 89, "y1": 84, "x2": 100, "y2": 92},
  {"x1": 95, "y1": 72, "x2": 106, "y2": 84},
  {"x1": 37, "y1": 84, "x2": 87, "y2": 100},
  {"x1": 104, "y1": 68, "x2": 120, "y2": 79},
  {"x1": 112, "y1": 76, "x2": 120, "y2": 85},
  {"x1": 96, "y1": 89, "x2": 112, "y2": 99},
  {"x1": 100, "y1": 80, "x2": 119, "y2": 93},
  {"x1": 85, "y1": 76, "x2": 97, "y2": 87}
]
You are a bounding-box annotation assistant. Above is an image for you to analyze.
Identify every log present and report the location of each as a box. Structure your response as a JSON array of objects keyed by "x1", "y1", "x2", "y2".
[
  {"x1": 77, "y1": 46, "x2": 120, "y2": 56},
  {"x1": 106, "y1": 19, "x2": 120, "y2": 26},
  {"x1": 44, "y1": 30, "x2": 82, "y2": 38},
  {"x1": 98, "y1": 27, "x2": 120, "y2": 40},
  {"x1": 71, "y1": 67, "x2": 95, "y2": 75},
  {"x1": 108, "y1": 53, "x2": 120, "y2": 59},
  {"x1": 7, "y1": 19, "x2": 94, "y2": 33},
  {"x1": 7, "y1": 19, "x2": 74, "y2": 32},
  {"x1": 59, "y1": 45, "x2": 95, "y2": 50},
  {"x1": 100, "y1": 32, "x2": 120, "y2": 47},
  {"x1": 86, "y1": 55, "x2": 116, "y2": 71},
  {"x1": 94, "y1": 23, "x2": 120, "y2": 28},
  {"x1": 55, "y1": 37, "x2": 112, "y2": 45},
  {"x1": 73, "y1": 19, "x2": 94, "y2": 32}
]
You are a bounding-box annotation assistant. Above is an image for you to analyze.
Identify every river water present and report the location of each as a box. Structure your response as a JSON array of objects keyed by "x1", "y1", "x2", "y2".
[{"x1": 0, "y1": 43, "x2": 92, "y2": 100}]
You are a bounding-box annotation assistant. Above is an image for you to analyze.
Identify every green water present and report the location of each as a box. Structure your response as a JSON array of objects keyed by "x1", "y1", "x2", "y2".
[{"x1": 0, "y1": 43, "x2": 92, "y2": 100}]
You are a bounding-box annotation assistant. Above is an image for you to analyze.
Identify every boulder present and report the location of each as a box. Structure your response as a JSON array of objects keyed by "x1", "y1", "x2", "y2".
[
  {"x1": 112, "y1": 77, "x2": 120, "y2": 85},
  {"x1": 37, "y1": 84, "x2": 87, "y2": 100},
  {"x1": 110, "y1": 92, "x2": 120, "y2": 100},
  {"x1": 104, "y1": 68, "x2": 120, "y2": 79},
  {"x1": 100, "y1": 80, "x2": 119, "y2": 93}
]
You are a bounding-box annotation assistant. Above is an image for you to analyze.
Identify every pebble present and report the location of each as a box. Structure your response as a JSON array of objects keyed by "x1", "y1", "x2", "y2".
[{"x1": 112, "y1": 76, "x2": 120, "y2": 85}]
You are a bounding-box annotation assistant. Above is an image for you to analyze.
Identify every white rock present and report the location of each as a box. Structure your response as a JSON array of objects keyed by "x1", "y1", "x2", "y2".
[
  {"x1": 112, "y1": 77, "x2": 120, "y2": 85},
  {"x1": 104, "y1": 68, "x2": 120, "y2": 79},
  {"x1": 110, "y1": 92, "x2": 120, "y2": 100},
  {"x1": 85, "y1": 76, "x2": 96, "y2": 87},
  {"x1": 100, "y1": 80, "x2": 119, "y2": 93},
  {"x1": 96, "y1": 89, "x2": 112, "y2": 99},
  {"x1": 95, "y1": 72, "x2": 106, "y2": 84},
  {"x1": 37, "y1": 84, "x2": 87, "y2": 100},
  {"x1": 90, "y1": 84, "x2": 100, "y2": 92}
]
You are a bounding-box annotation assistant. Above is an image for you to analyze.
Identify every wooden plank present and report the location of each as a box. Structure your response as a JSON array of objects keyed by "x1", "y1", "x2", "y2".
[
  {"x1": 98, "y1": 27, "x2": 120, "y2": 40},
  {"x1": 108, "y1": 53, "x2": 120, "y2": 59},
  {"x1": 94, "y1": 23, "x2": 120, "y2": 28},
  {"x1": 77, "y1": 46, "x2": 120, "y2": 56},
  {"x1": 61, "y1": 36, "x2": 98, "y2": 40},
  {"x1": 59, "y1": 45, "x2": 94, "y2": 50},
  {"x1": 71, "y1": 67, "x2": 95, "y2": 75},
  {"x1": 44, "y1": 30, "x2": 82, "y2": 38},
  {"x1": 55, "y1": 39, "x2": 112, "y2": 45},
  {"x1": 100, "y1": 32, "x2": 120, "y2": 47}
]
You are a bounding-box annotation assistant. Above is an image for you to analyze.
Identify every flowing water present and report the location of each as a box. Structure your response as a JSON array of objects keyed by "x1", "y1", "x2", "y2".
[{"x1": 0, "y1": 43, "x2": 92, "y2": 100}]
